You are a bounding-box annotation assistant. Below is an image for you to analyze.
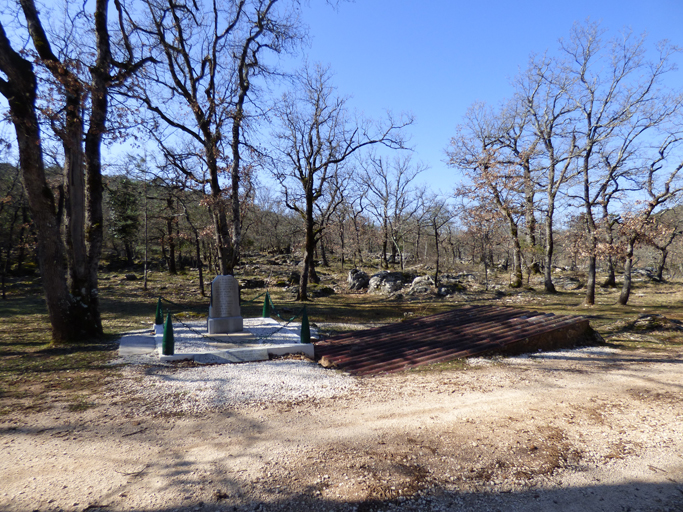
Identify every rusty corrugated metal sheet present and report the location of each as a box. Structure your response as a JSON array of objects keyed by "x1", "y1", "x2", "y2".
[{"x1": 314, "y1": 305, "x2": 597, "y2": 376}]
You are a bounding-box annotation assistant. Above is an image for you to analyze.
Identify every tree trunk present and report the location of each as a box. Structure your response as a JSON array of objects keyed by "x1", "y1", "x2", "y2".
[
  {"x1": 618, "y1": 238, "x2": 636, "y2": 305},
  {"x1": 16, "y1": 205, "x2": 28, "y2": 274},
  {"x1": 0, "y1": 204, "x2": 18, "y2": 299},
  {"x1": 0, "y1": 36, "x2": 83, "y2": 341},
  {"x1": 585, "y1": 255, "x2": 596, "y2": 305},
  {"x1": 195, "y1": 234, "x2": 204, "y2": 296},
  {"x1": 167, "y1": 218, "x2": 177, "y2": 275},
  {"x1": 656, "y1": 248, "x2": 668, "y2": 282},
  {"x1": 506, "y1": 215, "x2": 523, "y2": 288},
  {"x1": 601, "y1": 204, "x2": 617, "y2": 288},
  {"x1": 414, "y1": 223, "x2": 421, "y2": 263},
  {"x1": 320, "y1": 237, "x2": 329, "y2": 267},
  {"x1": 524, "y1": 163, "x2": 540, "y2": 274},
  {"x1": 433, "y1": 221, "x2": 440, "y2": 287},
  {"x1": 298, "y1": 189, "x2": 316, "y2": 301},
  {"x1": 339, "y1": 230, "x2": 345, "y2": 270},
  {"x1": 603, "y1": 257, "x2": 617, "y2": 287},
  {"x1": 543, "y1": 213, "x2": 556, "y2": 293},
  {"x1": 124, "y1": 241, "x2": 134, "y2": 266},
  {"x1": 381, "y1": 218, "x2": 389, "y2": 269}
]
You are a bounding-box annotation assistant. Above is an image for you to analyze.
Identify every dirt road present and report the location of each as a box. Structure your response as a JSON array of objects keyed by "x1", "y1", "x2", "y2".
[{"x1": 2, "y1": 346, "x2": 683, "y2": 512}]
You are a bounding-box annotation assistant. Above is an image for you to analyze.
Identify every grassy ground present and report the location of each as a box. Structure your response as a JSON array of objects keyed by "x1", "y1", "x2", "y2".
[{"x1": 1, "y1": 263, "x2": 682, "y2": 417}]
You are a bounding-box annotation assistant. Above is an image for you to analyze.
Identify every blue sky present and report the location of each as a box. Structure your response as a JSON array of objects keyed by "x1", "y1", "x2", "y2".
[{"x1": 292, "y1": 0, "x2": 683, "y2": 190}]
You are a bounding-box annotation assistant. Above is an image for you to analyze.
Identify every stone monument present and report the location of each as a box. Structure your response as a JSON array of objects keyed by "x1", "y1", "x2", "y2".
[{"x1": 208, "y1": 275, "x2": 243, "y2": 334}]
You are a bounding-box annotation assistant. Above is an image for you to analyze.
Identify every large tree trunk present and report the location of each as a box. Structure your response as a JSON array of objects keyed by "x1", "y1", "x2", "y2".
[
  {"x1": 205, "y1": 137, "x2": 235, "y2": 276},
  {"x1": 0, "y1": 35, "x2": 84, "y2": 341},
  {"x1": 82, "y1": 3, "x2": 108, "y2": 337}
]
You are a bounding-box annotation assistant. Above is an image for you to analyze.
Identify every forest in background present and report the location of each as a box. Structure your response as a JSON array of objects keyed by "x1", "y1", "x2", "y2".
[{"x1": 1, "y1": 0, "x2": 682, "y2": 341}]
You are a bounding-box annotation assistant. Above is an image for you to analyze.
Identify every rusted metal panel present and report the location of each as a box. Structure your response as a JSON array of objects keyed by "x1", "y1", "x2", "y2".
[{"x1": 314, "y1": 305, "x2": 599, "y2": 376}]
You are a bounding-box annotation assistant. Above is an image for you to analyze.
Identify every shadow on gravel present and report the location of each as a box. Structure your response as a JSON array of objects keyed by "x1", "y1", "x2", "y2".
[{"x1": 78, "y1": 481, "x2": 683, "y2": 512}]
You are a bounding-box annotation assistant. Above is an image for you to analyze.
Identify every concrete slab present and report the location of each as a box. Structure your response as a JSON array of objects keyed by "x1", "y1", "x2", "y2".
[
  {"x1": 202, "y1": 331, "x2": 256, "y2": 342},
  {"x1": 157, "y1": 344, "x2": 314, "y2": 364},
  {"x1": 118, "y1": 317, "x2": 315, "y2": 365},
  {"x1": 118, "y1": 333, "x2": 156, "y2": 356},
  {"x1": 193, "y1": 349, "x2": 269, "y2": 364}
]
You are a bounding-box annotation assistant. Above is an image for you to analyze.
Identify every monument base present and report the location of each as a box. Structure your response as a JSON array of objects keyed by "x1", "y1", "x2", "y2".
[{"x1": 207, "y1": 316, "x2": 244, "y2": 334}]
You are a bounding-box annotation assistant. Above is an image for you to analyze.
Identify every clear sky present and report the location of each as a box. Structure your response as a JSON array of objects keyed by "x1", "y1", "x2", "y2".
[{"x1": 292, "y1": 0, "x2": 683, "y2": 190}]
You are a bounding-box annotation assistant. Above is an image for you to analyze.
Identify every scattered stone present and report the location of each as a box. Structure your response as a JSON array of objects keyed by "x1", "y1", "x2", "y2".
[
  {"x1": 406, "y1": 275, "x2": 434, "y2": 295},
  {"x1": 633, "y1": 268, "x2": 661, "y2": 282},
  {"x1": 347, "y1": 269, "x2": 370, "y2": 290},
  {"x1": 368, "y1": 271, "x2": 407, "y2": 295},
  {"x1": 309, "y1": 286, "x2": 335, "y2": 298},
  {"x1": 553, "y1": 276, "x2": 583, "y2": 290},
  {"x1": 240, "y1": 279, "x2": 265, "y2": 289}
]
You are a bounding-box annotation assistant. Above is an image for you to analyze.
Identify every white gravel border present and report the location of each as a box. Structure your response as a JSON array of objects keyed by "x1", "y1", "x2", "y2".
[{"x1": 113, "y1": 359, "x2": 357, "y2": 414}]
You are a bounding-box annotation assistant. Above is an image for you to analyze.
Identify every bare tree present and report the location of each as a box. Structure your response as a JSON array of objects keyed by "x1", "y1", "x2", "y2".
[
  {"x1": 517, "y1": 54, "x2": 579, "y2": 292},
  {"x1": 448, "y1": 103, "x2": 531, "y2": 288},
  {"x1": 272, "y1": 65, "x2": 411, "y2": 300},
  {"x1": 360, "y1": 154, "x2": 425, "y2": 270},
  {"x1": 616, "y1": 133, "x2": 683, "y2": 305},
  {"x1": 562, "y1": 22, "x2": 681, "y2": 305},
  {"x1": 644, "y1": 209, "x2": 683, "y2": 282},
  {"x1": 127, "y1": 0, "x2": 303, "y2": 275},
  {"x1": 422, "y1": 194, "x2": 454, "y2": 286}
]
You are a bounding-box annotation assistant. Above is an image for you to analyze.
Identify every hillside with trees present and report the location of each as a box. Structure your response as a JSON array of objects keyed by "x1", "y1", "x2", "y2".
[{"x1": 1, "y1": 4, "x2": 682, "y2": 341}]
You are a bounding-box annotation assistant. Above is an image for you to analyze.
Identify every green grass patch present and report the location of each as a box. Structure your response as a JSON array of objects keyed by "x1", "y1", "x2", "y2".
[{"x1": 2, "y1": 263, "x2": 683, "y2": 418}]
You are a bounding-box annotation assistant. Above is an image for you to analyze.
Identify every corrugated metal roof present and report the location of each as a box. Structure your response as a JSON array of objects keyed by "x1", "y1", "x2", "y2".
[{"x1": 314, "y1": 305, "x2": 598, "y2": 376}]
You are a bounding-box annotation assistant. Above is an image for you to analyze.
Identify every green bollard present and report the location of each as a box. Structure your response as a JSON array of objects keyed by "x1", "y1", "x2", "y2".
[
  {"x1": 162, "y1": 312, "x2": 175, "y2": 355},
  {"x1": 300, "y1": 306, "x2": 311, "y2": 344},
  {"x1": 154, "y1": 297, "x2": 164, "y2": 325},
  {"x1": 262, "y1": 291, "x2": 271, "y2": 318}
]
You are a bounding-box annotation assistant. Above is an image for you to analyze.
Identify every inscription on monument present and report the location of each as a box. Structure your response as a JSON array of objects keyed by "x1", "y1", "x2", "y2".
[{"x1": 208, "y1": 275, "x2": 243, "y2": 334}]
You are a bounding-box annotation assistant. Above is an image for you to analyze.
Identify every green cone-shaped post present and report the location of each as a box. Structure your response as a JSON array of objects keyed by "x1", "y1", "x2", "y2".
[
  {"x1": 262, "y1": 291, "x2": 272, "y2": 318},
  {"x1": 154, "y1": 297, "x2": 164, "y2": 325},
  {"x1": 300, "y1": 306, "x2": 311, "y2": 344},
  {"x1": 162, "y1": 312, "x2": 175, "y2": 355}
]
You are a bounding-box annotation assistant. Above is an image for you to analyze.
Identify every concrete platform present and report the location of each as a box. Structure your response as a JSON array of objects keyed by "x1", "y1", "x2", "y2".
[
  {"x1": 118, "y1": 333, "x2": 157, "y2": 356},
  {"x1": 117, "y1": 318, "x2": 314, "y2": 364}
]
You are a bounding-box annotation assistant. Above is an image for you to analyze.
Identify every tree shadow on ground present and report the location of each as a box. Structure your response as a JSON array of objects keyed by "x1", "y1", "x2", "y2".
[{"x1": 69, "y1": 481, "x2": 683, "y2": 512}]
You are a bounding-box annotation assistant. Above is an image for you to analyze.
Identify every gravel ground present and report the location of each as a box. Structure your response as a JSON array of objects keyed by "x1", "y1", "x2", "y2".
[
  {"x1": 112, "y1": 359, "x2": 357, "y2": 414},
  {"x1": 4, "y1": 342, "x2": 683, "y2": 512}
]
